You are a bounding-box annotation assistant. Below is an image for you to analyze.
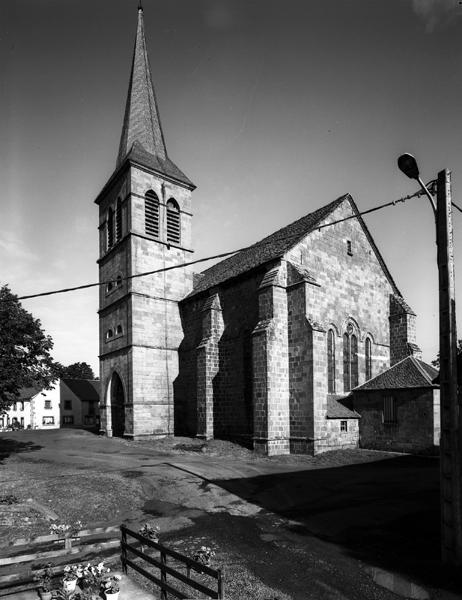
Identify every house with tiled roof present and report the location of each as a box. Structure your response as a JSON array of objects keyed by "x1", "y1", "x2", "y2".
[
  {"x1": 351, "y1": 356, "x2": 440, "y2": 453},
  {"x1": 96, "y1": 6, "x2": 423, "y2": 455},
  {"x1": 0, "y1": 380, "x2": 100, "y2": 432}
]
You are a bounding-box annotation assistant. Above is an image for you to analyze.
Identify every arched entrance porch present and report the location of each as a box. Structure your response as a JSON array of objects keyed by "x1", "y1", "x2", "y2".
[{"x1": 107, "y1": 372, "x2": 125, "y2": 437}]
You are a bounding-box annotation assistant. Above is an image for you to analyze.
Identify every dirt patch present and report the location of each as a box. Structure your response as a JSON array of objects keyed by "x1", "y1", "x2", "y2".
[{"x1": 0, "y1": 471, "x2": 146, "y2": 542}]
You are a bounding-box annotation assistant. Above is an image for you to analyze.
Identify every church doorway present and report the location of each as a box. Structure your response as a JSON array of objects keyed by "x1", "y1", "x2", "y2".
[{"x1": 109, "y1": 372, "x2": 125, "y2": 437}]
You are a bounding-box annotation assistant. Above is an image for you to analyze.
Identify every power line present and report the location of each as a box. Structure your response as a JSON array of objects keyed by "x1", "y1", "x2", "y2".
[{"x1": 2, "y1": 188, "x2": 451, "y2": 302}]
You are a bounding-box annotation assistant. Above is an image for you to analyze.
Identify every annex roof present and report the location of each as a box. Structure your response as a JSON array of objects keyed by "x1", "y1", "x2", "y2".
[
  {"x1": 354, "y1": 356, "x2": 438, "y2": 391},
  {"x1": 326, "y1": 395, "x2": 361, "y2": 419},
  {"x1": 61, "y1": 379, "x2": 100, "y2": 402}
]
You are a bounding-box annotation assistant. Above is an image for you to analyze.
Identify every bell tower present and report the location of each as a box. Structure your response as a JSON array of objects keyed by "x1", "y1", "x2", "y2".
[{"x1": 96, "y1": 5, "x2": 195, "y2": 438}]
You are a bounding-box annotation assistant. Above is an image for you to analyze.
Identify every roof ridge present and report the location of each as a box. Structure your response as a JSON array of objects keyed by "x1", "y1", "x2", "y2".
[
  {"x1": 190, "y1": 196, "x2": 347, "y2": 295},
  {"x1": 412, "y1": 356, "x2": 437, "y2": 385}
]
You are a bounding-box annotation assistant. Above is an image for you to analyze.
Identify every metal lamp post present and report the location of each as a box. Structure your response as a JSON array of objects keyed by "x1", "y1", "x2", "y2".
[{"x1": 398, "y1": 154, "x2": 462, "y2": 566}]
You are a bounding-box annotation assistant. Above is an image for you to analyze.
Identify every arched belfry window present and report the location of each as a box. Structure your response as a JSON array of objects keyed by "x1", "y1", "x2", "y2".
[
  {"x1": 107, "y1": 207, "x2": 114, "y2": 250},
  {"x1": 343, "y1": 324, "x2": 359, "y2": 392},
  {"x1": 327, "y1": 330, "x2": 336, "y2": 393},
  {"x1": 115, "y1": 199, "x2": 122, "y2": 242},
  {"x1": 145, "y1": 190, "x2": 160, "y2": 238},
  {"x1": 365, "y1": 337, "x2": 372, "y2": 381},
  {"x1": 166, "y1": 199, "x2": 181, "y2": 244}
]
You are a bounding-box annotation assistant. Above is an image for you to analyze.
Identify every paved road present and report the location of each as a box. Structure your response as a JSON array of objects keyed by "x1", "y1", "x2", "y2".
[{"x1": 1, "y1": 429, "x2": 460, "y2": 600}]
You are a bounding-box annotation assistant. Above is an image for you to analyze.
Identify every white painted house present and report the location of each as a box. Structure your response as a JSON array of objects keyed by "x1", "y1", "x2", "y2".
[{"x1": 0, "y1": 380, "x2": 100, "y2": 431}]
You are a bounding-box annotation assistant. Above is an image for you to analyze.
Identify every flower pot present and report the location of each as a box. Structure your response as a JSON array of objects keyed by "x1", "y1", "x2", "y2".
[
  {"x1": 39, "y1": 592, "x2": 52, "y2": 600},
  {"x1": 105, "y1": 591, "x2": 120, "y2": 600},
  {"x1": 63, "y1": 578, "x2": 78, "y2": 593}
]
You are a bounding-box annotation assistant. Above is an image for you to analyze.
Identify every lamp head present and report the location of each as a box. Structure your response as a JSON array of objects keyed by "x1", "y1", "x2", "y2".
[{"x1": 397, "y1": 153, "x2": 420, "y2": 180}]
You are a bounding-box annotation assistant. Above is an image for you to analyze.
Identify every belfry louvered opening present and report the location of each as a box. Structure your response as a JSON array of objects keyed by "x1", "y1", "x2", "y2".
[
  {"x1": 166, "y1": 199, "x2": 181, "y2": 244},
  {"x1": 115, "y1": 199, "x2": 122, "y2": 242},
  {"x1": 107, "y1": 207, "x2": 114, "y2": 250},
  {"x1": 145, "y1": 190, "x2": 160, "y2": 237}
]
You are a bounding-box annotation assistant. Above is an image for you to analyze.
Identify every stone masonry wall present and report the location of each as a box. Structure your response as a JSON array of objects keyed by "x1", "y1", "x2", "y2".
[
  {"x1": 353, "y1": 389, "x2": 437, "y2": 453},
  {"x1": 99, "y1": 164, "x2": 194, "y2": 438},
  {"x1": 287, "y1": 283, "x2": 313, "y2": 453}
]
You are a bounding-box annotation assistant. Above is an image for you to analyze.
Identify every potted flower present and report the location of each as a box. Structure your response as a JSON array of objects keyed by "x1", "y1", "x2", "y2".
[
  {"x1": 62, "y1": 564, "x2": 81, "y2": 593},
  {"x1": 101, "y1": 574, "x2": 122, "y2": 600},
  {"x1": 78, "y1": 561, "x2": 110, "y2": 599},
  {"x1": 139, "y1": 522, "x2": 160, "y2": 553},
  {"x1": 33, "y1": 563, "x2": 54, "y2": 600},
  {"x1": 139, "y1": 522, "x2": 159, "y2": 542},
  {"x1": 193, "y1": 546, "x2": 216, "y2": 567}
]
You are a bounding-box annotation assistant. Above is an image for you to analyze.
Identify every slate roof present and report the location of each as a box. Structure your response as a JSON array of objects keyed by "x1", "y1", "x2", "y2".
[
  {"x1": 17, "y1": 386, "x2": 42, "y2": 400},
  {"x1": 115, "y1": 8, "x2": 194, "y2": 189},
  {"x1": 326, "y1": 395, "x2": 361, "y2": 419},
  {"x1": 354, "y1": 356, "x2": 438, "y2": 391},
  {"x1": 61, "y1": 379, "x2": 100, "y2": 402},
  {"x1": 187, "y1": 196, "x2": 347, "y2": 298},
  {"x1": 125, "y1": 141, "x2": 194, "y2": 189}
]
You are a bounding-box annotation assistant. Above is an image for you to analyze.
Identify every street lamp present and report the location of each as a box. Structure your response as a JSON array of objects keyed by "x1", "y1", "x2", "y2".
[
  {"x1": 397, "y1": 154, "x2": 462, "y2": 566},
  {"x1": 397, "y1": 153, "x2": 436, "y2": 213}
]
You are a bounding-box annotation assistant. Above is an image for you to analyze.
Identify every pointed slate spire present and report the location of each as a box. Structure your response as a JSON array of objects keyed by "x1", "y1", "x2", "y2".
[{"x1": 117, "y1": 5, "x2": 167, "y2": 166}]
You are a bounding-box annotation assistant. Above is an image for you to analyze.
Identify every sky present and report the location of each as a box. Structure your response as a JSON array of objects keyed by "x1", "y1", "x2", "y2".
[{"x1": 2, "y1": 0, "x2": 462, "y2": 375}]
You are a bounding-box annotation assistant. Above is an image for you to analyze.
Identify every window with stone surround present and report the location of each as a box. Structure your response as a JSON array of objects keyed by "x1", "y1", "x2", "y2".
[
  {"x1": 145, "y1": 190, "x2": 160, "y2": 238},
  {"x1": 383, "y1": 396, "x2": 397, "y2": 424},
  {"x1": 343, "y1": 326, "x2": 358, "y2": 392},
  {"x1": 166, "y1": 199, "x2": 181, "y2": 244},
  {"x1": 42, "y1": 416, "x2": 54, "y2": 425},
  {"x1": 44, "y1": 400, "x2": 52, "y2": 409},
  {"x1": 107, "y1": 207, "x2": 114, "y2": 250},
  {"x1": 327, "y1": 330, "x2": 336, "y2": 393},
  {"x1": 365, "y1": 337, "x2": 372, "y2": 381},
  {"x1": 115, "y1": 199, "x2": 122, "y2": 242},
  {"x1": 340, "y1": 420, "x2": 348, "y2": 432}
]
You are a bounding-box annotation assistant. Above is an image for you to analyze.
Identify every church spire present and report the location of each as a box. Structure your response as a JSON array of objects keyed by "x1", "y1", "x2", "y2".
[{"x1": 117, "y1": 5, "x2": 167, "y2": 167}]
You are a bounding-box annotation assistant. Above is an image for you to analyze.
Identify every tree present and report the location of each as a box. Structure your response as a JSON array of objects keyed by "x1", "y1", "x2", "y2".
[
  {"x1": 0, "y1": 285, "x2": 58, "y2": 413},
  {"x1": 56, "y1": 362, "x2": 96, "y2": 380},
  {"x1": 431, "y1": 339, "x2": 462, "y2": 369}
]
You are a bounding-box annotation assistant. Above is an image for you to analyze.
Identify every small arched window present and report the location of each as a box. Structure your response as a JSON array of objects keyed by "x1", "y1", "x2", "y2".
[
  {"x1": 327, "y1": 330, "x2": 336, "y2": 393},
  {"x1": 116, "y1": 275, "x2": 122, "y2": 287},
  {"x1": 116, "y1": 324, "x2": 123, "y2": 335},
  {"x1": 166, "y1": 199, "x2": 181, "y2": 244},
  {"x1": 106, "y1": 329, "x2": 113, "y2": 341},
  {"x1": 115, "y1": 199, "x2": 122, "y2": 242},
  {"x1": 107, "y1": 207, "x2": 114, "y2": 250},
  {"x1": 365, "y1": 338, "x2": 372, "y2": 381},
  {"x1": 145, "y1": 190, "x2": 159, "y2": 238}
]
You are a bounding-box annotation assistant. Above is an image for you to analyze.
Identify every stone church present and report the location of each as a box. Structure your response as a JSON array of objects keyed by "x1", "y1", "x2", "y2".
[{"x1": 97, "y1": 6, "x2": 421, "y2": 455}]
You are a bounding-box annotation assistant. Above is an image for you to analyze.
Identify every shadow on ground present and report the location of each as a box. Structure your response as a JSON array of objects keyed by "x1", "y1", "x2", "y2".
[
  {"x1": 0, "y1": 437, "x2": 42, "y2": 463},
  {"x1": 211, "y1": 455, "x2": 461, "y2": 594}
]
